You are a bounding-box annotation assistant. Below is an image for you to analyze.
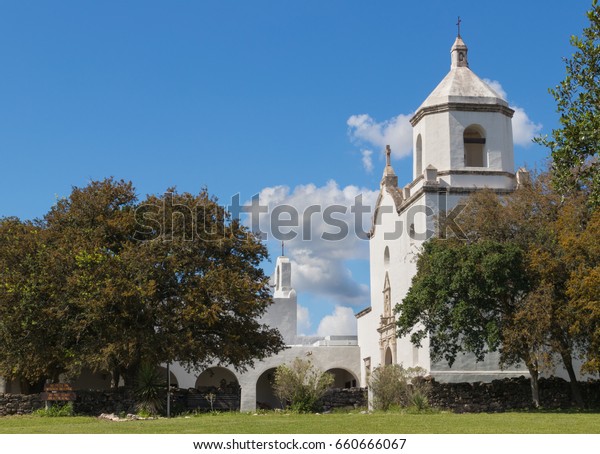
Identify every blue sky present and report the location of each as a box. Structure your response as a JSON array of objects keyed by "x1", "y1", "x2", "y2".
[{"x1": 0, "y1": 0, "x2": 592, "y2": 335}]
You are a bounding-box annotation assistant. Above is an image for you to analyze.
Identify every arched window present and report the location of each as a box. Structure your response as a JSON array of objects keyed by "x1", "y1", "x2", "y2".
[
  {"x1": 384, "y1": 246, "x2": 390, "y2": 268},
  {"x1": 463, "y1": 126, "x2": 486, "y2": 167},
  {"x1": 415, "y1": 134, "x2": 423, "y2": 176}
]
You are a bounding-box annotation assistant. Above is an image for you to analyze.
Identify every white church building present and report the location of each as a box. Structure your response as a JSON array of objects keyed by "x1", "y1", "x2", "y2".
[{"x1": 355, "y1": 34, "x2": 530, "y2": 386}]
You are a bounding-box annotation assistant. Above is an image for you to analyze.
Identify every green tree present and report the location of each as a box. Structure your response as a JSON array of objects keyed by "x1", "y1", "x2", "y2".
[
  {"x1": 535, "y1": 0, "x2": 600, "y2": 207},
  {"x1": 395, "y1": 239, "x2": 542, "y2": 404},
  {"x1": 0, "y1": 218, "x2": 74, "y2": 390},
  {"x1": 0, "y1": 178, "x2": 285, "y2": 389},
  {"x1": 553, "y1": 194, "x2": 600, "y2": 374},
  {"x1": 134, "y1": 188, "x2": 285, "y2": 382},
  {"x1": 456, "y1": 178, "x2": 589, "y2": 407}
]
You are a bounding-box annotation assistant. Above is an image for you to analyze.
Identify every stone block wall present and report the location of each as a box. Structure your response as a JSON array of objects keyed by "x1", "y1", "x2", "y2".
[
  {"x1": 319, "y1": 387, "x2": 368, "y2": 411},
  {"x1": 2, "y1": 378, "x2": 600, "y2": 416},
  {"x1": 74, "y1": 389, "x2": 137, "y2": 415},
  {"x1": 428, "y1": 376, "x2": 600, "y2": 412},
  {"x1": 0, "y1": 393, "x2": 44, "y2": 416}
]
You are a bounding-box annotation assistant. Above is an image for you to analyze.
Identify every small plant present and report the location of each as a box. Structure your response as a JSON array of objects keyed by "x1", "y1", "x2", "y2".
[
  {"x1": 369, "y1": 364, "x2": 430, "y2": 411},
  {"x1": 408, "y1": 388, "x2": 430, "y2": 411},
  {"x1": 205, "y1": 392, "x2": 216, "y2": 412},
  {"x1": 134, "y1": 363, "x2": 166, "y2": 416},
  {"x1": 369, "y1": 364, "x2": 408, "y2": 411},
  {"x1": 34, "y1": 402, "x2": 74, "y2": 417},
  {"x1": 273, "y1": 358, "x2": 334, "y2": 413}
]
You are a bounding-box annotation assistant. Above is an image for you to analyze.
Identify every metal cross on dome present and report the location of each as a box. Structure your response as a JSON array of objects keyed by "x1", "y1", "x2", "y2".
[{"x1": 457, "y1": 16, "x2": 462, "y2": 37}]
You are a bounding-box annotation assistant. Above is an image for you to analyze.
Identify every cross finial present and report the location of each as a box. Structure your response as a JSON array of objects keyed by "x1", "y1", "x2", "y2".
[
  {"x1": 281, "y1": 240, "x2": 285, "y2": 257},
  {"x1": 385, "y1": 145, "x2": 391, "y2": 167},
  {"x1": 457, "y1": 16, "x2": 462, "y2": 38}
]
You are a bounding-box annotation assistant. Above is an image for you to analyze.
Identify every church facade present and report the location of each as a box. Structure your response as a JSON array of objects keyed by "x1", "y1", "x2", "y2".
[{"x1": 356, "y1": 34, "x2": 531, "y2": 386}]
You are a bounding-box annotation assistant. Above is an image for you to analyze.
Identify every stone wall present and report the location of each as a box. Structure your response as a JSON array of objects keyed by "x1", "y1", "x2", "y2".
[
  {"x1": 0, "y1": 393, "x2": 44, "y2": 416},
  {"x1": 0, "y1": 390, "x2": 137, "y2": 417},
  {"x1": 319, "y1": 387, "x2": 368, "y2": 411},
  {"x1": 2, "y1": 377, "x2": 599, "y2": 416},
  {"x1": 428, "y1": 376, "x2": 600, "y2": 412},
  {"x1": 74, "y1": 389, "x2": 137, "y2": 415}
]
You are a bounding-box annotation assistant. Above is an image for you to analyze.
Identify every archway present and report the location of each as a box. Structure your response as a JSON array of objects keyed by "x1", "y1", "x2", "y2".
[
  {"x1": 325, "y1": 368, "x2": 358, "y2": 388},
  {"x1": 196, "y1": 367, "x2": 239, "y2": 391},
  {"x1": 256, "y1": 368, "x2": 282, "y2": 410},
  {"x1": 195, "y1": 367, "x2": 240, "y2": 411},
  {"x1": 385, "y1": 347, "x2": 393, "y2": 365}
]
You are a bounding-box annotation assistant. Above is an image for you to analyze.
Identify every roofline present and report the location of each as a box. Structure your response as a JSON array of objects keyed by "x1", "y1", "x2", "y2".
[
  {"x1": 355, "y1": 306, "x2": 372, "y2": 319},
  {"x1": 410, "y1": 102, "x2": 515, "y2": 126}
]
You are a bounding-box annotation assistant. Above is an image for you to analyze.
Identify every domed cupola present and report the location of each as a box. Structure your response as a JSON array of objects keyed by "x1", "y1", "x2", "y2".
[{"x1": 409, "y1": 32, "x2": 515, "y2": 184}]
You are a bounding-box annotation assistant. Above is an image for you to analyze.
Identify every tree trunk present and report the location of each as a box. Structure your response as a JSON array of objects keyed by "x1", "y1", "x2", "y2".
[
  {"x1": 560, "y1": 350, "x2": 585, "y2": 408},
  {"x1": 527, "y1": 365, "x2": 540, "y2": 408},
  {"x1": 111, "y1": 368, "x2": 121, "y2": 389}
]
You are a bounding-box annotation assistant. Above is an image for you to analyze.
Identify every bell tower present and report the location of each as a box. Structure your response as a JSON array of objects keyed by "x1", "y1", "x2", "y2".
[{"x1": 409, "y1": 33, "x2": 516, "y2": 190}]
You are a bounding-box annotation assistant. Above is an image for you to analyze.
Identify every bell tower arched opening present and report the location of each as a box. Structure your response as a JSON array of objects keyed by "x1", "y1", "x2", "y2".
[{"x1": 463, "y1": 125, "x2": 486, "y2": 167}]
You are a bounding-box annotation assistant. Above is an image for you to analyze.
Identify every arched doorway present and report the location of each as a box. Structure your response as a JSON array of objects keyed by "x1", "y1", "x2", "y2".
[
  {"x1": 385, "y1": 347, "x2": 393, "y2": 365},
  {"x1": 325, "y1": 368, "x2": 358, "y2": 388},
  {"x1": 256, "y1": 368, "x2": 282, "y2": 410},
  {"x1": 194, "y1": 367, "x2": 240, "y2": 411}
]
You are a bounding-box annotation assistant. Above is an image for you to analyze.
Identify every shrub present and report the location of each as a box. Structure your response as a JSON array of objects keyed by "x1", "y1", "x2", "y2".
[
  {"x1": 273, "y1": 358, "x2": 334, "y2": 413},
  {"x1": 369, "y1": 364, "x2": 430, "y2": 411},
  {"x1": 134, "y1": 363, "x2": 166, "y2": 416},
  {"x1": 34, "y1": 402, "x2": 74, "y2": 417}
]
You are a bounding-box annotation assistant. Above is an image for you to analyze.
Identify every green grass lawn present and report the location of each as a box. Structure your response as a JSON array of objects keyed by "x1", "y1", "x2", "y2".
[{"x1": 0, "y1": 411, "x2": 599, "y2": 434}]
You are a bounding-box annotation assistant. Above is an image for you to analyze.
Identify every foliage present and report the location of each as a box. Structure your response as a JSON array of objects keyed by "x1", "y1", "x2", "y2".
[
  {"x1": 0, "y1": 218, "x2": 74, "y2": 389},
  {"x1": 535, "y1": 0, "x2": 600, "y2": 208},
  {"x1": 33, "y1": 402, "x2": 74, "y2": 417},
  {"x1": 448, "y1": 175, "x2": 596, "y2": 407},
  {"x1": 397, "y1": 239, "x2": 530, "y2": 364},
  {"x1": 554, "y1": 195, "x2": 600, "y2": 373},
  {"x1": 273, "y1": 358, "x2": 334, "y2": 413},
  {"x1": 134, "y1": 363, "x2": 165, "y2": 416},
  {"x1": 0, "y1": 178, "x2": 285, "y2": 390},
  {"x1": 369, "y1": 364, "x2": 430, "y2": 411}
]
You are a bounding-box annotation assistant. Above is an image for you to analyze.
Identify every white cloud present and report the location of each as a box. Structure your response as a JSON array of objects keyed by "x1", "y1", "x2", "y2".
[
  {"x1": 483, "y1": 79, "x2": 542, "y2": 147},
  {"x1": 482, "y1": 78, "x2": 508, "y2": 100},
  {"x1": 511, "y1": 106, "x2": 543, "y2": 147},
  {"x1": 290, "y1": 248, "x2": 369, "y2": 306},
  {"x1": 297, "y1": 304, "x2": 311, "y2": 336},
  {"x1": 246, "y1": 181, "x2": 378, "y2": 307},
  {"x1": 317, "y1": 306, "x2": 357, "y2": 337},
  {"x1": 347, "y1": 113, "x2": 413, "y2": 159},
  {"x1": 361, "y1": 149, "x2": 373, "y2": 173}
]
